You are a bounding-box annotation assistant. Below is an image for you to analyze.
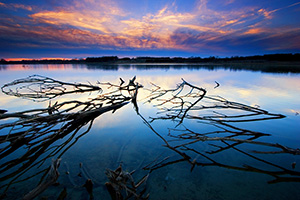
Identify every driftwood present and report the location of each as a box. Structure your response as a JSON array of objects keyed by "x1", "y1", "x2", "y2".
[
  {"x1": 105, "y1": 164, "x2": 149, "y2": 200},
  {"x1": 0, "y1": 76, "x2": 141, "y2": 197},
  {"x1": 1, "y1": 75, "x2": 300, "y2": 199},
  {"x1": 138, "y1": 79, "x2": 300, "y2": 184},
  {"x1": 1, "y1": 75, "x2": 102, "y2": 101},
  {"x1": 147, "y1": 79, "x2": 285, "y2": 124}
]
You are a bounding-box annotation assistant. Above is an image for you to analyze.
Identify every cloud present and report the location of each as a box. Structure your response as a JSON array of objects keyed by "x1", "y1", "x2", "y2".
[
  {"x1": 28, "y1": 0, "x2": 127, "y2": 34},
  {"x1": 120, "y1": 5, "x2": 195, "y2": 39},
  {"x1": 0, "y1": 17, "x2": 175, "y2": 51},
  {"x1": 0, "y1": 2, "x2": 33, "y2": 11},
  {"x1": 30, "y1": 11, "x2": 111, "y2": 33},
  {"x1": 11, "y1": 4, "x2": 33, "y2": 11},
  {"x1": 262, "y1": 28, "x2": 300, "y2": 51},
  {"x1": 257, "y1": 2, "x2": 300, "y2": 20},
  {"x1": 258, "y1": 8, "x2": 273, "y2": 19},
  {"x1": 243, "y1": 28, "x2": 265, "y2": 35},
  {"x1": 26, "y1": 1, "x2": 197, "y2": 50},
  {"x1": 1, "y1": 0, "x2": 300, "y2": 56}
]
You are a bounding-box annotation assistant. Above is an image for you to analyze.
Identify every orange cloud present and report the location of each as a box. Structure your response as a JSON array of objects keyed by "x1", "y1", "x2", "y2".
[
  {"x1": 15, "y1": 25, "x2": 173, "y2": 50},
  {"x1": 243, "y1": 28, "x2": 265, "y2": 35},
  {"x1": 25, "y1": 0, "x2": 264, "y2": 52},
  {"x1": 258, "y1": 2, "x2": 300, "y2": 20},
  {"x1": 2, "y1": 0, "x2": 299, "y2": 54},
  {"x1": 258, "y1": 8, "x2": 273, "y2": 19},
  {"x1": 31, "y1": 11, "x2": 111, "y2": 33},
  {"x1": 120, "y1": 5, "x2": 196, "y2": 40}
]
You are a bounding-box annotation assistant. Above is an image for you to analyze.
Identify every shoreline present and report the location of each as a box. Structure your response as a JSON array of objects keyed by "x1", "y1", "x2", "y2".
[{"x1": 1, "y1": 61, "x2": 300, "y2": 73}]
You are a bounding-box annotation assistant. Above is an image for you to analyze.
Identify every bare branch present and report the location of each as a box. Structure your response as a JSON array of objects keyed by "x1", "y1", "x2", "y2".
[{"x1": 1, "y1": 75, "x2": 102, "y2": 101}]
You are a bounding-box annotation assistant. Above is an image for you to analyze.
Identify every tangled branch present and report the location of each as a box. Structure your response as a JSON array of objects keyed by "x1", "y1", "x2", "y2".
[
  {"x1": 139, "y1": 79, "x2": 300, "y2": 184},
  {"x1": 1, "y1": 75, "x2": 299, "y2": 199},
  {"x1": 105, "y1": 164, "x2": 149, "y2": 200},
  {"x1": 0, "y1": 76, "x2": 141, "y2": 197},
  {"x1": 147, "y1": 79, "x2": 284, "y2": 125},
  {"x1": 1, "y1": 75, "x2": 102, "y2": 101}
]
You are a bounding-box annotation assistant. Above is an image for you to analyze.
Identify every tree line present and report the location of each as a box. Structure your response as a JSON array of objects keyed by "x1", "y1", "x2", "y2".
[{"x1": 1, "y1": 53, "x2": 300, "y2": 64}]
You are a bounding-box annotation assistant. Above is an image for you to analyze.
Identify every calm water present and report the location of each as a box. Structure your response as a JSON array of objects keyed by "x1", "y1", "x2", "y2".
[{"x1": 0, "y1": 64, "x2": 300, "y2": 200}]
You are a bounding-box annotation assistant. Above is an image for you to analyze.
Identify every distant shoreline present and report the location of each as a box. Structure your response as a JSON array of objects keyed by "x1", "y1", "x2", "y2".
[
  {"x1": 1, "y1": 53, "x2": 300, "y2": 73},
  {"x1": 1, "y1": 53, "x2": 300, "y2": 64},
  {"x1": 1, "y1": 61, "x2": 300, "y2": 73}
]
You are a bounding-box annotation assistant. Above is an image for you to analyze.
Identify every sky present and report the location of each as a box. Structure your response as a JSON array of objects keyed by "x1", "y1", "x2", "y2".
[{"x1": 0, "y1": 0, "x2": 300, "y2": 60}]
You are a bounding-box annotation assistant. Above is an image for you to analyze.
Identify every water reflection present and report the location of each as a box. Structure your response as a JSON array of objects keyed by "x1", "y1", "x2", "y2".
[
  {"x1": 0, "y1": 76, "x2": 139, "y2": 199},
  {"x1": 136, "y1": 79, "x2": 299, "y2": 185},
  {"x1": 0, "y1": 76, "x2": 300, "y2": 199},
  {"x1": 1, "y1": 63, "x2": 300, "y2": 73},
  {"x1": 0, "y1": 66, "x2": 299, "y2": 199}
]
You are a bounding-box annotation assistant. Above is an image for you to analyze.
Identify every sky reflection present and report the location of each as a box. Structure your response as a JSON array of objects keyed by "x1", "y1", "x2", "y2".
[
  {"x1": 1, "y1": 65, "x2": 299, "y2": 145},
  {"x1": 1, "y1": 65, "x2": 299, "y2": 116},
  {"x1": 1, "y1": 65, "x2": 300, "y2": 199}
]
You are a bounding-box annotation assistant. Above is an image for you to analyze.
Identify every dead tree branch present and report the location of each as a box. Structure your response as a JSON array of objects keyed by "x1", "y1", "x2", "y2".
[
  {"x1": 1, "y1": 75, "x2": 102, "y2": 101},
  {"x1": 105, "y1": 164, "x2": 149, "y2": 200},
  {"x1": 139, "y1": 79, "x2": 300, "y2": 183},
  {"x1": 0, "y1": 76, "x2": 141, "y2": 197}
]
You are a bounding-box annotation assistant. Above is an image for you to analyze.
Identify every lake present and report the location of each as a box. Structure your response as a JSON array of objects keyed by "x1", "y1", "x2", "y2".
[{"x1": 0, "y1": 64, "x2": 300, "y2": 200}]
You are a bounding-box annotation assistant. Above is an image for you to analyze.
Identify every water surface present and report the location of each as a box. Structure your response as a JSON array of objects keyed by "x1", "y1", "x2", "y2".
[{"x1": 0, "y1": 64, "x2": 300, "y2": 200}]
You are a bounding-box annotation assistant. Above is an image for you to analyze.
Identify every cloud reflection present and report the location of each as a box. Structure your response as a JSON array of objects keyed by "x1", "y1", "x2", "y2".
[{"x1": 0, "y1": 66, "x2": 299, "y2": 127}]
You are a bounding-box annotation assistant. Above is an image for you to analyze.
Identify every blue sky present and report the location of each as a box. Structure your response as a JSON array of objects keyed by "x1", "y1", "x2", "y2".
[{"x1": 0, "y1": 0, "x2": 300, "y2": 60}]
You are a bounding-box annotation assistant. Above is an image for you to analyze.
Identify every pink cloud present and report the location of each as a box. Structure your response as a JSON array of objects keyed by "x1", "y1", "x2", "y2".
[
  {"x1": 1, "y1": 0, "x2": 300, "y2": 54},
  {"x1": 0, "y1": 2, "x2": 33, "y2": 11},
  {"x1": 30, "y1": 11, "x2": 112, "y2": 33}
]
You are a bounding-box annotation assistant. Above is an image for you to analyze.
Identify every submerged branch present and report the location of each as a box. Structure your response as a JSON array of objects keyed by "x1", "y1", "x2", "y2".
[
  {"x1": 23, "y1": 158, "x2": 61, "y2": 200},
  {"x1": 105, "y1": 164, "x2": 149, "y2": 200}
]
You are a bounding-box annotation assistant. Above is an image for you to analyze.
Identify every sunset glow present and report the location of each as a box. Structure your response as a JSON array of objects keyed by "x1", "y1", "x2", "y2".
[{"x1": 0, "y1": 0, "x2": 299, "y2": 59}]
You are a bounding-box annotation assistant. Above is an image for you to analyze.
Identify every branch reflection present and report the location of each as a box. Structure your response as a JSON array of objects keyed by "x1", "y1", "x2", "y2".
[
  {"x1": 0, "y1": 76, "x2": 141, "y2": 198},
  {"x1": 1, "y1": 76, "x2": 299, "y2": 199},
  {"x1": 138, "y1": 79, "x2": 300, "y2": 184}
]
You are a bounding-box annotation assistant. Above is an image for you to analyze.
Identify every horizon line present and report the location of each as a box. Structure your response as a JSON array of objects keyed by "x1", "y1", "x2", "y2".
[{"x1": 3, "y1": 53, "x2": 300, "y2": 62}]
